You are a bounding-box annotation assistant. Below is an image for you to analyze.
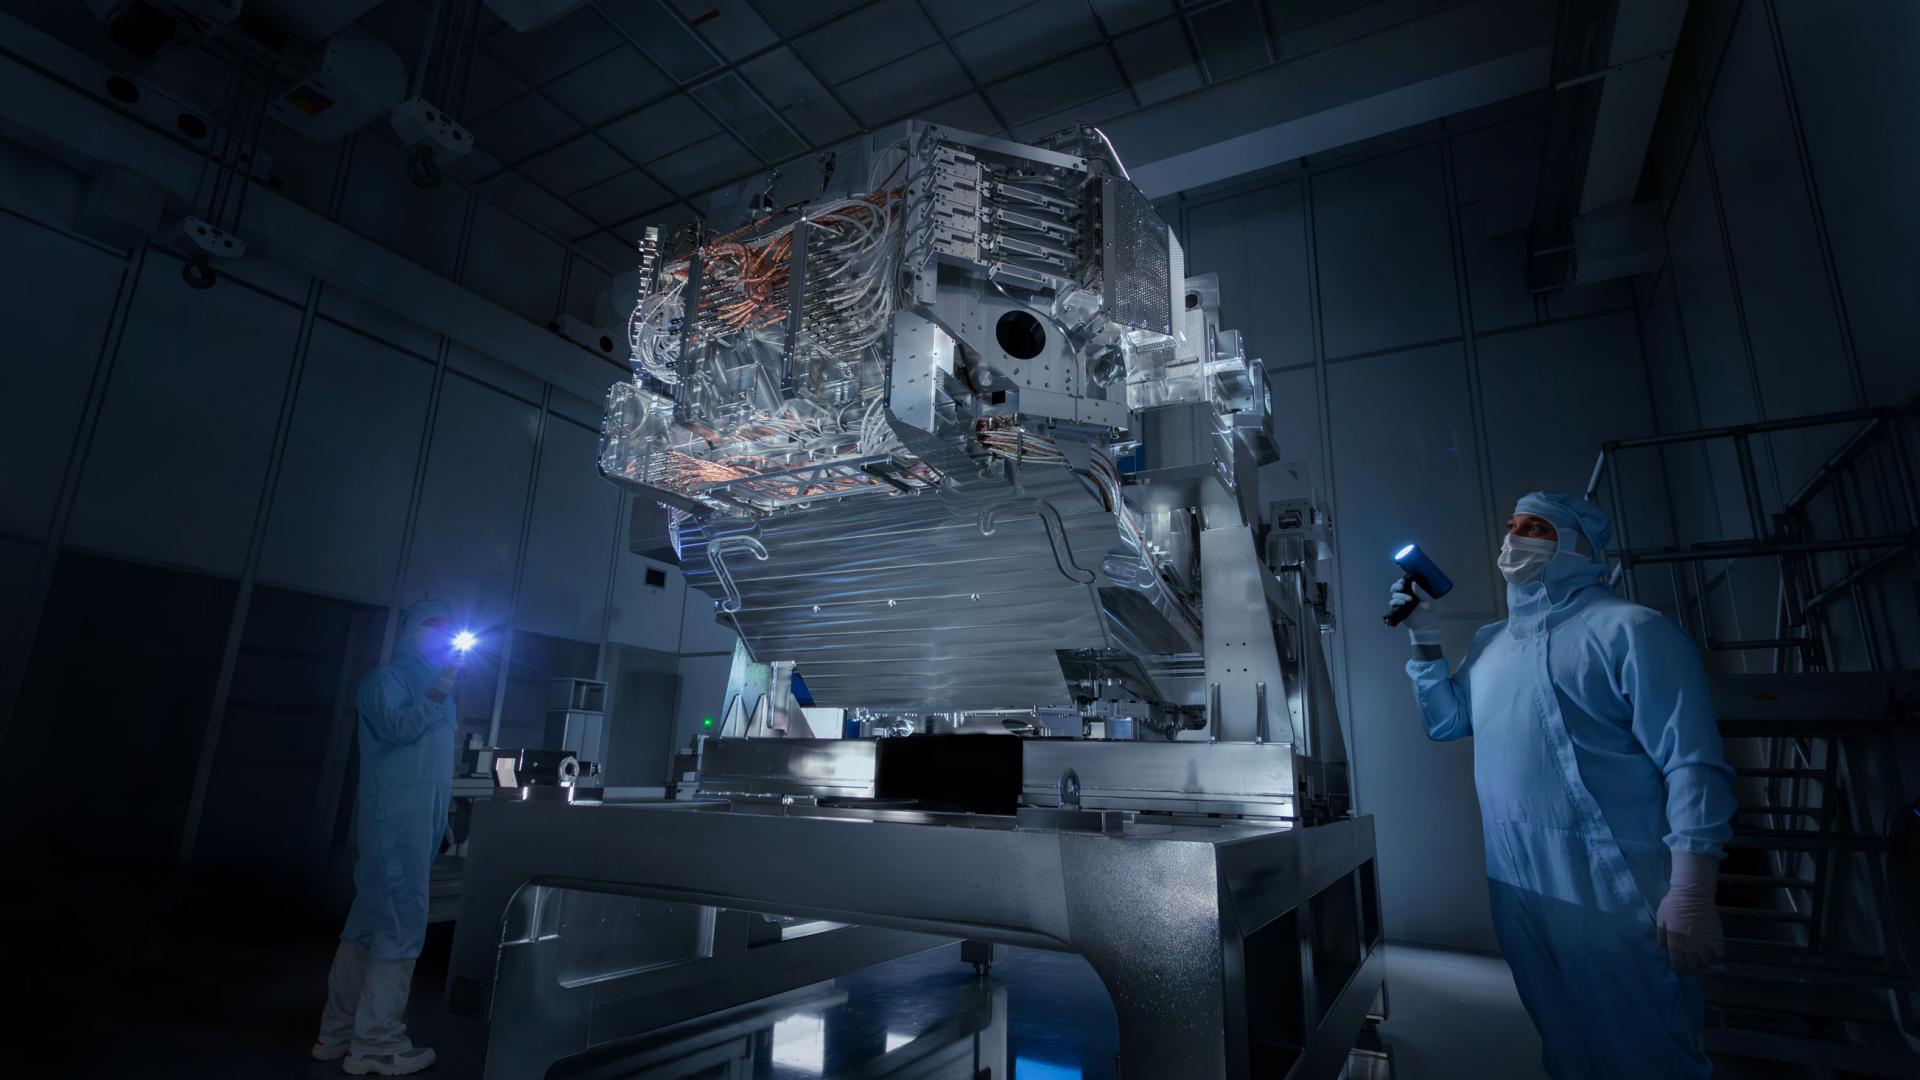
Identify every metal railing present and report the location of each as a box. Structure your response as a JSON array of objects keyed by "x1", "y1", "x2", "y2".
[
  {"x1": 1585, "y1": 407, "x2": 1920, "y2": 673},
  {"x1": 1588, "y1": 408, "x2": 1920, "y2": 1071}
]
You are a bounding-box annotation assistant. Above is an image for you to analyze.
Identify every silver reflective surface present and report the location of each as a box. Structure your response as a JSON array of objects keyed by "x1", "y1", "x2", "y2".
[
  {"x1": 452, "y1": 799, "x2": 1381, "y2": 1079},
  {"x1": 1021, "y1": 740, "x2": 1297, "y2": 818},
  {"x1": 697, "y1": 737, "x2": 876, "y2": 800},
  {"x1": 679, "y1": 468, "x2": 1117, "y2": 710}
]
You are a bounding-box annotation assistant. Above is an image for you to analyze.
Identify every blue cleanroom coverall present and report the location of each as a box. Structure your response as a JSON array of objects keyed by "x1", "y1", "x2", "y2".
[
  {"x1": 1406, "y1": 492, "x2": 1736, "y2": 1078},
  {"x1": 317, "y1": 598, "x2": 458, "y2": 1059}
]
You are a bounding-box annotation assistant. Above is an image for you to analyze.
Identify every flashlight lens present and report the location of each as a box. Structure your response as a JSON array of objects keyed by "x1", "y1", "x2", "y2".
[
  {"x1": 1394, "y1": 544, "x2": 1416, "y2": 560},
  {"x1": 452, "y1": 630, "x2": 478, "y2": 653}
]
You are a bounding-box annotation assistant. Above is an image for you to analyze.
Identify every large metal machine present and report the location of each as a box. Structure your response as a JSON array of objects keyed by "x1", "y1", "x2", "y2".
[{"x1": 447, "y1": 121, "x2": 1386, "y2": 1079}]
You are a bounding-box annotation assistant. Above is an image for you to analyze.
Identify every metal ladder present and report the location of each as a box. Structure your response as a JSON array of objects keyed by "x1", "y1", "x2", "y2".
[
  {"x1": 1706, "y1": 674, "x2": 1918, "y2": 1075},
  {"x1": 1586, "y1": 409, "x2": 1920, "y2": 1076}
]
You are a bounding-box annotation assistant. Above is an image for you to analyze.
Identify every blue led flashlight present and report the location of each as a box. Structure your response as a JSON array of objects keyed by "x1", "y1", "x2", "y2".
[{"x1": 1385, "y1": 543, "x2": 1454, "y2": 627}]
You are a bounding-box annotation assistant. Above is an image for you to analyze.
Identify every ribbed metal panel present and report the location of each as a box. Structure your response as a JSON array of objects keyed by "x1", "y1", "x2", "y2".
[
  {"x1": 1101, "y1": 176, "x2": 1175, "y2": 336},
  {"x1": 680, "y1": 468, "x2": 1123, "y2": 710}
]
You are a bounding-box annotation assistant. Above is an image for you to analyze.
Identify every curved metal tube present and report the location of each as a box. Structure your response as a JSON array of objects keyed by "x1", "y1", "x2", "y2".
[
  {"x1": 707, "y1": 535, "x2": 770, "y2": 613},
  {"x1": 977, "y1": 497, "x2": 1096, "y2": 584}
]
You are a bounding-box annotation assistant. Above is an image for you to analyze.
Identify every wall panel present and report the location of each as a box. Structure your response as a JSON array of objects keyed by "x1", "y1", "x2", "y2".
[
  {"x1": 1184, "y1": 180, "x2": 1313, "y2": 369},
  {"x1": 1476, "y1": 313, "x2": 1661, "y2": 519},
  {"x1": 256, "y1": 321, "x2": 435, "y2": 602},
  {"x1": 606, "y1": 495, "x2": 689, "y2": 653},
  {"x1": 1776, "y1": 0, "x2": 1920, "y2": 411},
  {"x1": 0, "y1": 216, "x2": 124, "y2": 541},
  {"x1": 1706, "y1": 1, "x2": 1854, "y2": 491},
  {"x1": 1449, "y1": 116, "x2": 1539, "y2": 333},
  {"x1": 1327, "y1": 342, "x2": 1496, "y2": 950},
  {"x1": 65, "y1": 252, "x2": 301, "y2": 574},
  {"x1": 0, "y1": 538, "x2": 37, "y2": 683},
  {"x1": 401, "y1": 373, "x2": 540, "y2": 631},
  {"x1": 464, "y1": 200, "x2": 567, "y2": 326},
  {"x1": 680, "y1": 577, "x2": 742, "y2": 654},
  {"x1": 515, "y1": 417, "x2": 620, "y2": 641},
  {"x1": 1311, "y1": 145, "x2": 1459, "y2": 358}
]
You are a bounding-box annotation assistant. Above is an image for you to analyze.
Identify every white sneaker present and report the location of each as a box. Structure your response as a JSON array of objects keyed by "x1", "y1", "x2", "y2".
[
  {"x1": 343, "y1": 1046, "x2": 437, "y2": 1075},
  {"x1": 312, "y1": 1040, "x2": 349, "y2": 1061}
]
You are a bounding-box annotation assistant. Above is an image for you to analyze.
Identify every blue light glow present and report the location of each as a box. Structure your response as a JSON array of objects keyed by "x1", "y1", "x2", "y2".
[
  {"x1": 1394, "y1": 544, "x2": 1416, "y2": 560},
  {"x1": 1014, "y1": 1059, "x2": 1082, "y2": 1080},
  {"x1": 452, "y1": 630, "x2": 479, "y2": 653}
]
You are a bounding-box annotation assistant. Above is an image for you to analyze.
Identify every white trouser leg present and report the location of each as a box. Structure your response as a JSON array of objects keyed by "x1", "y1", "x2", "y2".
[
  {"x1": 352, "y1": 956, "x2": 417, "y2": 1057},
  {"x1": 318, "y1": 940, "x2": 369, "y2": 1045}
]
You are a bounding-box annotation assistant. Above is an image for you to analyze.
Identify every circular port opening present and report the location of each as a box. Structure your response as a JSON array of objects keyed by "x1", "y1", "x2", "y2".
[
  {"x1": 106, "y1": 76, "x2": 139, "y2": 104},
  {"x1": 177, "y1": 112, "x2": 208, "y2": 139},
  {"x1": 995, "y1": 309, "x2": 1046, "y2": 360}
]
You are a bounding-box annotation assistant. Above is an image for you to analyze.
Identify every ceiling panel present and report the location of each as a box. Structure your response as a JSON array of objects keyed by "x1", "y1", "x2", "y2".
[
  {"x1": 915, "y1": 92, "x2": 1005, "y2": 136},
  {"x1": 541, "y1": 46, "x2": 674, "y2": 125},
  {"x1": 1190, "y1": 0, "x2": 1271, "y2": 80},
  {"x1": 757, "y1": 0, "x2": 868, "y2": 34},
  {"x1": 921, "y1": 0, "x2": 1035, "y2": 35},
  {"x1": 740, "y1": 48, "x2": 861, "y2": 144},
  {"x1": 1011, "y1": 88, "x2": 1135, "y2": 142},
  {"x1": 835, "y1": 42, "x2": 971, "y2": 125},
  {"x1": 690, "y1": 74, "x2": 808, "y2": 161},
  {"x1": 483, "y1": 6, "x2": 621, "y2": 85},
  {"x1": 669, "y1": 0, "x2": 779, "y2": 59},
  {"x1": 518, "y1": 133, "x2": 630, "y2": 194},
  {"x1": 794, "y1": 0, "x2": 938, "y2": 86},
  {"x1": 618, "y1": 201, "x2": 698, "y2": 244},
  {"x1": 1114, "y1": 19, "x2": 1202, "y2": 104},
  {"x1": 482, "y1": 170, "x2": 598, "y2": 240},
  {"x1": 1262, "y1": 0, "x2": 1381, "y2": 36},
  {"x1": 355, "y1": 0, "x2": 429, "y2": 65},
  {"x1": 422, "y1": 0, "x2": 1529, "y2": 273},
  {"x1": 952, "y1": 0, "x2": 1100, "y2": 82},
  {"x1": 1089, "y1": 0, "x2": 1172, "y2": 34},
  {"x1": 598, "y1": 0, "x2": 724, "y2": 81},
  {"x1": 599, "y1": 93, "x2": 724, "y2": 162},
  {"x1": 576, "y1": 229, "x2": 644, "y2": 271},
  {"x1": 647, "y1": 131, "x2": 761, "y2": 195},
  {"x1": 448, "y1": 147, "x2": 505, "y2": 181},
  {"x1": 469, "y1": 91, "x2": 584, "y2": 162},
  {"x1": 462, "y1": 49, "x2": 532, "y2": 120},
  {"x1": 569, "y1": 169, "x2": 676, "y2": 226},
  {"x1": 986, "y1": 45, "x2": 1126, "y2": 127}
]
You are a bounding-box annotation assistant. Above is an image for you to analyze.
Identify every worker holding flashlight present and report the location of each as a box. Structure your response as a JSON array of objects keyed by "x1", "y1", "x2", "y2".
[
  {"x1": 312, "y1": 599, "x2": 475, "y2": 1075},
  {"x1": 1389, "y1": 493, "x2": 1734, "y2": 1079}
]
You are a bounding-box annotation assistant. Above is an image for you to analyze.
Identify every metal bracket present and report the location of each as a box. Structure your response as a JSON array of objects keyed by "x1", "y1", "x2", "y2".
[
  {"x1": 978, "y1": 497, "x2": 1095, "y2": 584},
  {"x1": 673, "y1": 247, "x2": 703, "y2": 422},
  {"x1": 708, "y1": 534, "x2": 769, "y2": 613},
  {"x1": 779, "y1": 219, "x2": 808, "y2": 398}
]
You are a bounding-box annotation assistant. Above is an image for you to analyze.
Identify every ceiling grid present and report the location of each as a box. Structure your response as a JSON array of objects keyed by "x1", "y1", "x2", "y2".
[{"x1": 357, "y1": 0, "x2": 1505, "y2": 268}]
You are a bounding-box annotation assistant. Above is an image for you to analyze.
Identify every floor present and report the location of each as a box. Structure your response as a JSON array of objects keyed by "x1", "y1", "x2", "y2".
[
  {"x1": 9, "y1": 889, "x2": 1551, "y2": 1080},
  {"x1": 1373, "y1": 945, "x2": 1547, "y2": 1080}
]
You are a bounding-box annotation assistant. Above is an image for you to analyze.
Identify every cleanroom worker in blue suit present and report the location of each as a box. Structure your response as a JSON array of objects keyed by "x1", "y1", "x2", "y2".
[
  {"x1": 312, "y1": 599, "x2": 464, "y2": 1076},
  {"x1": 1389, "y1": 492, "x2": 1736, "y2": 1078}
]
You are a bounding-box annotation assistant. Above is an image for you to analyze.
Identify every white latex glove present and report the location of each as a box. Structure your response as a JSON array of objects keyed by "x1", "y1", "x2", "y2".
[
  {"x1": 1656, "y1": 851, "x2": 1724, "y2": 973},
  {"x1": 1388, "y1": 577, "x2": 1440, "y2": 646}
]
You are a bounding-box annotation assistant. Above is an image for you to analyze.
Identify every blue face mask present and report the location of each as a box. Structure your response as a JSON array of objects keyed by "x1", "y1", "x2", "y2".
[{"x1": 1498, "y1": 534, "x2": 1557, "y2": 585}]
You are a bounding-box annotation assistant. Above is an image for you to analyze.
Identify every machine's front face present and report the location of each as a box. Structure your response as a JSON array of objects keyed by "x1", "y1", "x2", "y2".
[{"x1": 450, "y1": 122, "x2": 1380, "y2": 1080}]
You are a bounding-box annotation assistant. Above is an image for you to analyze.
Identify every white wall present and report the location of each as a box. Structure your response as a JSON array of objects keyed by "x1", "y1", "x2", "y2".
[{"x1": 1172, "y1": 102, "x2": 1653, "y2": 951}]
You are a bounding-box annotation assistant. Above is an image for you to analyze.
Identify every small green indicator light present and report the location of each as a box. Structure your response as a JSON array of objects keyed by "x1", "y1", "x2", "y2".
[{"x1": 702, "y1": 716, "x2": 713, "y2": 729}]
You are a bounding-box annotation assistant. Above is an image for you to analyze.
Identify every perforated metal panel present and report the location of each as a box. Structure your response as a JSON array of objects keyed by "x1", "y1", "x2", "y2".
[{"x1": 1101, "y1": 176, "x2": 1175, "y2": 336}]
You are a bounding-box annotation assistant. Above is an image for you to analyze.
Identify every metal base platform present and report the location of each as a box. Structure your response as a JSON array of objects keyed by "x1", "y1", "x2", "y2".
[{"x1": 447, "y1": 798, "x2": 1382, "y2": 1079}]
